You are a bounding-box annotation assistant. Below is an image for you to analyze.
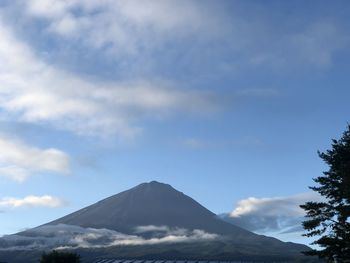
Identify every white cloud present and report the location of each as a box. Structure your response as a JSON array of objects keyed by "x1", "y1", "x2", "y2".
[
  {"x1": 0, "y1": 17, "x2": 216, "y2": 138},
  {"x1": 0, "y1": 195, "x2": 65, "y2": 208},
  {"x1": 0, "y1": 224, "x2": 219, "y2": 250},
  {"x1": 231, "y1": 192, "x2": 321, "y2": 218},
  {"x1": 220, "y1": 192, "x2": 322, "y2": 244},
  {"x1": 132, "y1": 225, "x2": 219, "y2": 243},
  {"x1": 0, "y1": 135, "x2": 69, "y2": 182},
  {"x1": 221, "y1": 192, "x2": 323, "y2": 246},
  {"x1": 224, "y1": 192, "x2": 323, "y2": 235}
]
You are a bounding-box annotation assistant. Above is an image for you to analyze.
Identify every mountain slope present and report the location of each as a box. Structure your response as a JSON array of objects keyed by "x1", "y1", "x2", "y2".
[
  {"x1": 46, "y1": 181, "x2": 308, "y2": 252},
  {"x1": 0, "y1": 181, "x2": 316, "y2": 262},
  {"x1": 48, "y1": 181, "x2": 250, "y2": 237}
]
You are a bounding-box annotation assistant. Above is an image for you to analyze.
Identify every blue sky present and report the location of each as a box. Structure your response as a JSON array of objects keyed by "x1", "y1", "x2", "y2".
[{"x1": 0, "y1": 0, "x2": 349, "y2": 246}]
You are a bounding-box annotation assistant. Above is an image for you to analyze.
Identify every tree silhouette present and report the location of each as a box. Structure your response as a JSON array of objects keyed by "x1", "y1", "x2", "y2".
[
  {"x1": 300, "y1": 124, "x2": 350, "y2": 262},
  {"x1": 39, "y1": 250, "x2": 80, "y2": 263}
]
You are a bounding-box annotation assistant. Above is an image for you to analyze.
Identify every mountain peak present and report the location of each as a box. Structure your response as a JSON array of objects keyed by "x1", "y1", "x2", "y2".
[
  {"x1": 149, "y1": 180, "x2": 164, "y2": 185},
  {"x1": 139, "y1": 180, "x2": 171, "y2": 188},
  {"x1": 48, "y1": 180, "x2": 226, "y2": 234},
  {"x1": 133, "y1": 181, "x2": 175, "y2": 192}
]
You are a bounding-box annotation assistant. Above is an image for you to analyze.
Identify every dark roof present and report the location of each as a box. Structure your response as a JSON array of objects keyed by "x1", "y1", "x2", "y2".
[{"x1": 93, "y1": 260, "x2": 240, "y2": 263}]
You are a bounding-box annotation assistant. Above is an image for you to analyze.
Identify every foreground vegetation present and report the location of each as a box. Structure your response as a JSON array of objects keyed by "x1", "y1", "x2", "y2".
[
  {"x1": 301, "y1": 125, "x2": 350, "y2": 261},
  {"x1": 40, "y1": 250, "x2": 80, "y2": 263}
]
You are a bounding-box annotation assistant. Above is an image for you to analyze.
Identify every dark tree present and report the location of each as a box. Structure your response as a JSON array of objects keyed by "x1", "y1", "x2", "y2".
[
  {"x1": 300, "y1": 125, "x2": 350, "y2": 262},
  {"x1": 39, "y1": 250, "x2": 80, "y2": 263}
]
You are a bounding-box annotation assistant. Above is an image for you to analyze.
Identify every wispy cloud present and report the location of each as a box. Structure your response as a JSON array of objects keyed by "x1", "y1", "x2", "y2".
[
  {"x1": 288, "y1": 22, "x2": 347, "y2": 67},
  {"x1": 0, "y1": 134, "x2": 69, "y2": 182},
  {"x1": 246, "y1": 21, "x2": 347, "y2": 68},
  {"x1": 0, "y1": 17, "x2": 216, "y2": 139},
  {"x1": 0, "y1": 195, "x2": 65, "y2": 208},
  {"x1": 0, "y1": 224, "x2": 219, "y2": 250},
  {"x1": 9, "y1": 0, "x2": 347, "y2": 71},
  {"x1": 22, "y1": 0, "x2": 220, "y2": 53}
]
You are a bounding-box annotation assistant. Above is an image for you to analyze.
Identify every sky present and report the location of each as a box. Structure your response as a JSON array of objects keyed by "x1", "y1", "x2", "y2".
[{"x1": 0, "y1": 0, "x2": 350, "y2": 246}]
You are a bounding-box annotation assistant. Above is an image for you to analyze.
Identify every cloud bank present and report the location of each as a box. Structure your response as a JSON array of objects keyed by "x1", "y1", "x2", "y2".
[
  {"x1": 224, "y1": 192, "x2": 322, "y2": 235},
  {"x1": 0, "y1": 135, "x2": 69, "y2": 182},
  {"x1": 0, "y1": 195, "x2": 65, "y2": 208},
  {"x1": 0, "y1": 224, "x2": 219, "y2": 250}
]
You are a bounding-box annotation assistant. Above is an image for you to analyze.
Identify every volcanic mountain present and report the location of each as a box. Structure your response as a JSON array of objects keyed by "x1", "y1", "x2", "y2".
[
  {"x1": 0, "y1": 181, "x2": 316, "y2": 262},
  {"x1": 49, "y1": 181, "x2": 252, "y2": 237}
]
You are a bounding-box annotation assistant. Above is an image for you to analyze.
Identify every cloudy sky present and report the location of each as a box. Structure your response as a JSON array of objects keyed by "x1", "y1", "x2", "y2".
[{"x1": 0, "y1": 0, "x2": 349, "y2": 246}]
